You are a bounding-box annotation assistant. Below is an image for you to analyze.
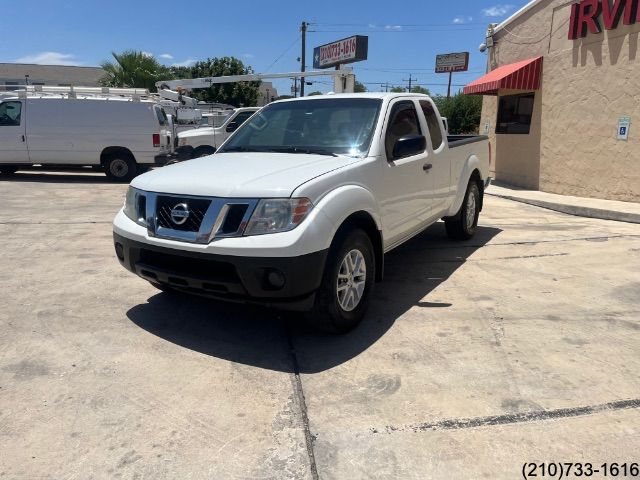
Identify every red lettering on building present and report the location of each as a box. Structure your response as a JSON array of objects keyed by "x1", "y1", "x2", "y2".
[{"x1": 569, "y1": 0, "x2": 638, "y2": 39}]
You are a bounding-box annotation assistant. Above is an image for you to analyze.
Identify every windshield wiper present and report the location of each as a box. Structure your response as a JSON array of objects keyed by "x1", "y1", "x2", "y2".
[
  {"x1": 219, "y1": 146, "x2": 263, "y2": 153},
  {"x1": 267, "y1": 146, "x2": 338, "y2": 157}
]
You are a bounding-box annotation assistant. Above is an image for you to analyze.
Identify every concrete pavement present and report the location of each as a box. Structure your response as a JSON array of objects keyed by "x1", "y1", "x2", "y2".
[{"x1": 1, "y1": 170, "x2": 639, "y2": 479}]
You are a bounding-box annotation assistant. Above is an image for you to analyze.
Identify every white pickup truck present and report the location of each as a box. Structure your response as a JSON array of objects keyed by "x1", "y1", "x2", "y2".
[
  {"x1": 113, "y1": 93, "x2": 491, "y2": 332},
  {"x1": 174, "y1": 107, "x2": 260, "y2": 159}
]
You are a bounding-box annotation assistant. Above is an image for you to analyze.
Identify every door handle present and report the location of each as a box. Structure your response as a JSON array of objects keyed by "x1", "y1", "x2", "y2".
[
  {"x1": 21, "y1": 135, "x2": 25, "y2": 142},
  {"x1": 423, "y1": 163, "x2": 433, "y2": 171}
]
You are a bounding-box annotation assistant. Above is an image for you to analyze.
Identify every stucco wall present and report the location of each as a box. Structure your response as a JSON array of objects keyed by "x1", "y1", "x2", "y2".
[{"x1": 480, "y1": 0, "x2": 640, "y2": 202}]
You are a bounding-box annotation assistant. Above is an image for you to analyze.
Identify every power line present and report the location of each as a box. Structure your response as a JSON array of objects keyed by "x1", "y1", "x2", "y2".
[
  {"x1": 313, "y1": 22, "x2": 488, "y2": 27},
  {"x1": 263, "y1": 36, "x2": 300, "y2": 73}
]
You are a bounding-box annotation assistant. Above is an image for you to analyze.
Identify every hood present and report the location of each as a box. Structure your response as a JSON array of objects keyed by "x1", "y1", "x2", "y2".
[
  {"x1": 131, "y1": 152, "x2": 357, "y2": 198},
  {"x1": 178, "y1": 127, "x2": 214, "y2": 139}
]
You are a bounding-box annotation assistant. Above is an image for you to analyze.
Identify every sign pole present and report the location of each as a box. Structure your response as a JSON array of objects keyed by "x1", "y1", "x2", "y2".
[{"x1": 447, "y1": 72, "x2": 453, "y2": 99}]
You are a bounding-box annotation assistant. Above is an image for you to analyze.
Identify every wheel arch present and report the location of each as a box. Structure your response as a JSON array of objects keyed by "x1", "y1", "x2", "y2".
[
  {"x1": 445, "y1": 153, "x2": 485, "y2": 218},
  {"x1": 331, "y1": 211, "x2": 384, "y2": 282},
  {"x1": 100, "y1": 146, "x2": 136, "y2": 167}
]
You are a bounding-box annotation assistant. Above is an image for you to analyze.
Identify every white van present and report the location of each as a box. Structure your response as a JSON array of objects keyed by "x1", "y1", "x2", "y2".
[{"x1": 0, "y1": 91, "x2": 172, "y2": 181}]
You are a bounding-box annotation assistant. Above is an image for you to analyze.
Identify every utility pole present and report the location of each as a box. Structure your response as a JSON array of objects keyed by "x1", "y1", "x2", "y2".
[
  {"x1": 447, "y1": 72, "x2": 453, "y2": 99},
  {"x1": 300, "y1": 21, "x2": 308, "y2": 97},
  {"x1": 402, "y1": 74, "x2": 416, "y2": 93}
]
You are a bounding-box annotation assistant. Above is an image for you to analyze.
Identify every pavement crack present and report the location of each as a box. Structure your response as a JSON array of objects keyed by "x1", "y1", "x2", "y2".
[
  {"x1": 284, "y1": 323, "x2": 319, "y2": 480},
  {"x1": 373, "y1": 398, "x2": 640, "y2": 434},
  {"x1": 419, "y1": 235, "x2": 640, "y2": 250}
]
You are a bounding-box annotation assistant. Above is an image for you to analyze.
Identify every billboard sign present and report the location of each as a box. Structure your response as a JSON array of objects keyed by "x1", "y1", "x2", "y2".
[
  {"x1": 435, "y1": 52, "x2": 470, "y2": 73},
  {"x1": 313, "y1": 36, "x2": 368, "y2": 69}
]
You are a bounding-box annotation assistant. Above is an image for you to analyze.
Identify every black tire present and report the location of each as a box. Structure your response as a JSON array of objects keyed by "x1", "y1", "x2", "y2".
[
  {"x1": 445, "y1": 181, "x2": 480, "y2": 240},
  {"x1": 104, "y1": 155, "x2": 137, "y2": 182},
  {"x1": 0, "y1": 166, "x2": 19, "y2": 175},
  {"x1": 192, "y1": 146, "x2": 216, "y2": 158},
  {"x1": 308, "y1": 229, "x2": 375, "y2": 334}
]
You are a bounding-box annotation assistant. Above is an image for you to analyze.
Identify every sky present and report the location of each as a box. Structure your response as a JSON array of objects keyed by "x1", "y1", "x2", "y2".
[{"x1": 1, "y1": 0, "x2": 531, "y2": 97}]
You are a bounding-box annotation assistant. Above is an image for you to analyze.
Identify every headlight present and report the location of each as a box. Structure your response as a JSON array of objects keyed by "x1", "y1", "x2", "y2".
[
  {"x1": 179, "y1": 138, "x2": 188, "y2": 146},
  {"x1": 123, "y1": 187, "x2": 147, "y2": 226},
  {"x1": 244, "y1": 198, "x2": 313, "y2": 236}
]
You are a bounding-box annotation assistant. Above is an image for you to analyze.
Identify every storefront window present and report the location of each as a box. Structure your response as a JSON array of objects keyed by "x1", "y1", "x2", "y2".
[{"x1": 496, "y1": 93, "x2": 535, "y2": 134}]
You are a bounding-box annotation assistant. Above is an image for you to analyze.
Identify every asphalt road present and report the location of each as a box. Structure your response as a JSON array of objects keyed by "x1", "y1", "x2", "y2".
[{"x1": 1, "y1": 170, "x2": 639, "y2": 479}]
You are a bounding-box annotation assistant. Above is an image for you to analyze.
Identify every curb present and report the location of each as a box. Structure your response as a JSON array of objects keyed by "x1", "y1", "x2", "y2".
[{"x1": 486, "y1": 192, "x2": 640, "y2": 224}]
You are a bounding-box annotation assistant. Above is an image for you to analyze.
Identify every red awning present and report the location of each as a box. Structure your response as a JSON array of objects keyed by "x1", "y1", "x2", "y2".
[{"x1": 463, "y1": 56, "x2": 543, "y2": 95}]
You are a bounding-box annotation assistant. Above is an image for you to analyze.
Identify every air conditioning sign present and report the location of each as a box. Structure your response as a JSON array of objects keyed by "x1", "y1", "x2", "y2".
[
  {"x1": 313, "y1": 36, "x2": 368, "y2": 69},
  {"x1": 569, "y1": 0, "x2": 640, "y2": 39}
]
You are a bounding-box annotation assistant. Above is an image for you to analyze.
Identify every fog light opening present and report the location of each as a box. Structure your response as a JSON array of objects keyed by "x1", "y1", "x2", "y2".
[
  {"x1": 265, "y1": 269, "x2": 286, "y2": 290},
  {"x1": 114, "y1": 242, "x2": 125, "y2": 261}
]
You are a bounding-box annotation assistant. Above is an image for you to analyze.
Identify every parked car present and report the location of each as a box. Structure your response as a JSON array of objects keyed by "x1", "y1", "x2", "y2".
[
  {"x1": 175, "y1": 107, "x2": 260, "y2": 159},
  {"x1": 0, "y1": 91, "x2": 172, "y2": 181},
  {"x1": 113, "y1": 93, "x2": 491, "y2": 332}
]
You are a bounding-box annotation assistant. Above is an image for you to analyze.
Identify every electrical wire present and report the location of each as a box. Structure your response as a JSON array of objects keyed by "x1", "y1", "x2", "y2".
[{"x1": 263, "y1": 36, "x2": 300, "y2": 73}]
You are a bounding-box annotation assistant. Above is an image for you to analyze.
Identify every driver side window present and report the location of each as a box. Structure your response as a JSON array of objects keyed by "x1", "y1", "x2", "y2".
[
  {"x1": 0, "y1": 101, "x2": 22, "y2": 126},
  {"x1": 385, "y1": 101, "x2": 421, "y2": 160}
]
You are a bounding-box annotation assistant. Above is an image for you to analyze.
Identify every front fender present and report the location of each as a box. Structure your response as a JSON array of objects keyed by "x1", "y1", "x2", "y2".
[
  {"x1": 445, "y1": 154, "x2": 484, "y2": 218},
  {"x1": 311, "y1": 185, "x2": 382, "y2": 249}
]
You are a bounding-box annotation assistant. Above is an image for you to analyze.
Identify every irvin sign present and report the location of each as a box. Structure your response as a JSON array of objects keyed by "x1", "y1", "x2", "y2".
[{"x1": 569, "y1": 0, "x2": 640, "y2": 39}]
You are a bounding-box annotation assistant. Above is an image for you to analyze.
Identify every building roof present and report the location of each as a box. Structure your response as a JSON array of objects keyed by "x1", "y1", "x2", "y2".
[{"x1": 493, "y1": 0, "x2": 546, "y2": 34}]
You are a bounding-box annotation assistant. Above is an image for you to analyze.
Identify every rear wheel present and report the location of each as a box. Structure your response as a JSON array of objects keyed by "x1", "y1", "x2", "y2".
[
  {"x1": 308, "y1": 229, "x2": 375, "y2": 334},
  {"x1": 0, "y1": 166, "x2": 19, "y2": 175},
  {"x1": 104, "y1": 155, "x2": 136, "y2": 182},
  {"x1": 445, "y1": 181, "x2": 480, "y2": 240}
]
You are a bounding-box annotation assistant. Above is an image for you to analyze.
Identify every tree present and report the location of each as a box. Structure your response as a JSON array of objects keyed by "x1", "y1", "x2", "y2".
[
  {"x1": 185, "y1": 57, "x2": 261, "y2": 107},
  {"x1": 432, "y1": 92, "x2": 483, "y2": 134},
  {"x1": 99, "y1": 50, "x2": 173, "y2": 92},
  {"x1": 390, "y1": 86, "x2": 405, "y2": 93},
  {"x1": 354, "y1": 81, "x2": 367, "y2": 93},
  {"x1": 411, "y1": 85, "x2": 430, "y2": 95}
]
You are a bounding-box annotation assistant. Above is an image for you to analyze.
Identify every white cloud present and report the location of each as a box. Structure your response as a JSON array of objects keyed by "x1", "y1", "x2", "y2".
[
  {"x1": 483, "y1": 4, "x2": 515, "y2": 17},
  {"x1": 453, "y1": 16, "x2": 474, "y2": 24},
  {"x1": 171, "y1": 58, "x2": 196, "y2": 67},
  {"x1": 384, "y1": 25, "x2": 402, "y2": 30},
  {"x1": 141, "y1": 51, "x2": 154, "y2": 57},
  {"x1": 368, "y1": 23, "x2": 377, "y2": 28},
  {"x1": 159, "y1": 53, "x2": 173, "y2": 60},
  {"x1": 15, "y1": 52, "x2": 81, "y2": 66},
  {"x1": 243, "y1": 53, "x2": 254, "y2": 59}
]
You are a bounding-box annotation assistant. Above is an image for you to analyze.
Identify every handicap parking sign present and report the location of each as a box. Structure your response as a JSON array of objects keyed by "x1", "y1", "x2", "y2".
[{"x1": 617, "y1": 117, "x2": 630, "y2": 140}]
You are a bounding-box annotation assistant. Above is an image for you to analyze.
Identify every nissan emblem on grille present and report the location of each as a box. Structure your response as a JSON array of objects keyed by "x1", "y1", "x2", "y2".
[{"x1": 170, "y1": 203, "x2": 190, "y2": 225}]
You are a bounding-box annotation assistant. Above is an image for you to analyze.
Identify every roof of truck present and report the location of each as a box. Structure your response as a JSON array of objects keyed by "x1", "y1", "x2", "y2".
[{"x1": 274, "y1": 92, "x2": 431, "y2": 103}]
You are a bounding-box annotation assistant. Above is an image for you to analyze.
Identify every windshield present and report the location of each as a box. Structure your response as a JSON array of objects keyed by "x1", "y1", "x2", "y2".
[{"x1": 219, "y1": 98, "x2": 382, "y2": 156}]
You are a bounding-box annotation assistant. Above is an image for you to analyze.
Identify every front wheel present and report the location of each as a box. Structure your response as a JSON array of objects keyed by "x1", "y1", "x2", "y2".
[
  {"x1": 309, "y1": 229, "x2": 375, "y2": 333},
  {"x1": 445, "y1": 181, "x2": 480, "y2": 240}
]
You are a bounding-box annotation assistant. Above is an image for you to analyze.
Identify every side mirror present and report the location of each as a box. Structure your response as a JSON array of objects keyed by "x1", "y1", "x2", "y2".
[
  {"x1": 225, "y1": 121, "x2": 239, "y2": 133},
  {"x1": 392, "y1": 134, "x2": 426, "y2": 159}
]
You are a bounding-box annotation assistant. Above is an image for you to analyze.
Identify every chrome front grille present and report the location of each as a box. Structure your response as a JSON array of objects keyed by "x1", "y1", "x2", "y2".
[
  {"x1": 143, "y1": 193, "x2": 258, "y2": 244},
  {"x1": 156, "y1": 196, "x2": 211, "y2": 232}
]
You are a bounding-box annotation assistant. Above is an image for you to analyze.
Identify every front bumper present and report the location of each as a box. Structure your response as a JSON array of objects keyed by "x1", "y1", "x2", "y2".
[{"x1": 113, "y1": 232, "x2": 327, "y2": 311}]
